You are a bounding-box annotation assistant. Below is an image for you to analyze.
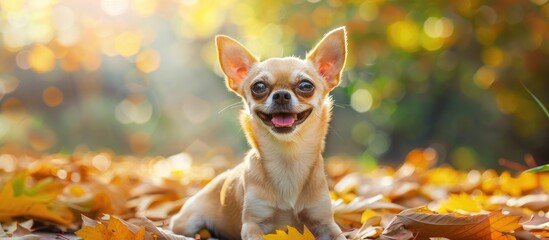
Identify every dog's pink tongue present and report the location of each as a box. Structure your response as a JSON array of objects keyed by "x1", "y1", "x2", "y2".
[{"x1": 272, "y1": 115, "x2": 295, "y2": 127}]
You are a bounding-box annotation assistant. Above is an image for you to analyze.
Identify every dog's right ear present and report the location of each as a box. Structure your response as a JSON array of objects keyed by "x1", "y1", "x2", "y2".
[{"x1": 216, "y1": 36, "x2": 258, "y2": 94}]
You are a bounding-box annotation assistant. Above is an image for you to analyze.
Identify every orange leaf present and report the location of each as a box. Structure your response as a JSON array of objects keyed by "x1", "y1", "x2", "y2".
[
  {"x1": 0, "y1": 178, "x2": 73, "y2": 226},
  {"x1": 75, "y1": 216, "x2": 146, "y2": 240}
]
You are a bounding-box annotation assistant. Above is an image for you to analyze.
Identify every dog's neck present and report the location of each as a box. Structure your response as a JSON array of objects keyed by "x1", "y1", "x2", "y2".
[{"x1": 241, "y1": 99, "x2": 333, "y2": 202}]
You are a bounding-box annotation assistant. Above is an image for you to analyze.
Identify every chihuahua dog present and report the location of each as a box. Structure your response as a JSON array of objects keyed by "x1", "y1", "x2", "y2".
[{"x1": 169, "y1": 27, "x2": 347, "y2": 240}]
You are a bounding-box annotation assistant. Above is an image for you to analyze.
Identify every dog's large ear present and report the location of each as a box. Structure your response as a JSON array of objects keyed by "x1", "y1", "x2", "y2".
[
  {"x1": 216, "y1": 36, "x2": 258, "y2": 94},
  {"x1": 307, "y1": 27, "x2": 347, "y2": 90}
]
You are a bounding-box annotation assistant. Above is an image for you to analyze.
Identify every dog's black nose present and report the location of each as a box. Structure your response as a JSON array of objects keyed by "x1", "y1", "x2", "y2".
[{"x1": 272, "y1": 90, "x2": 291, "y2": 105}]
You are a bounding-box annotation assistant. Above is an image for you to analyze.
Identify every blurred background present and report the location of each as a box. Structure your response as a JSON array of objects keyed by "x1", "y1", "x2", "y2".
[{"x1": 0, "y1": 0, "x2": 547, "y2": 170}]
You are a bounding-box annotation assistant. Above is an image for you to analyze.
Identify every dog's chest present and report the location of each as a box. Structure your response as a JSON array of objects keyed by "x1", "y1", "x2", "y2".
[{"x1": 264, "y1": 153, "x2": 312, "y2": 210}]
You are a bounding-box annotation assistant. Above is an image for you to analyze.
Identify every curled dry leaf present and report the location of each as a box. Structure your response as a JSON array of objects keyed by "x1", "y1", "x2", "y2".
[
  {"x1": 522, "y1": 215, "x2": 549, "y2": 231},
  {"x1": 333, "y1": 195, "x2": 404, "y2": 228},
  {"x1": 346, "y1": 216, "x2": 384, "y2": 240},
  {"x1": 0, "y1": 220, "x2": 41, "y2": 239}
]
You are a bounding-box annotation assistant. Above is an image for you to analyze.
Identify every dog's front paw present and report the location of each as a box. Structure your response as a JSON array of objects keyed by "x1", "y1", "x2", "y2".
[{"x1": 241, "y1": 222, "x2": 265, "y2": 240}]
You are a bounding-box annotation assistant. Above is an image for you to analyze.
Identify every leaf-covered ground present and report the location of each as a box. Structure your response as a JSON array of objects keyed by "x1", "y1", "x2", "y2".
[{"x1": 0, "y1": 147, "x2": 548, "y2": 240}]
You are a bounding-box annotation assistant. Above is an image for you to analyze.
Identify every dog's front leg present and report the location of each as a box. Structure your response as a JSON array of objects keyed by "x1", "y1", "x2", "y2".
[
  {"x1": 241, "y1": 192, "x2": 273, "y2": 240},
  {"x1": 241, "y1": 222, "x2": 264, "y2": 240},
  {"x1": 300, "y1": 196, "x2": 346, "y2": 240}
]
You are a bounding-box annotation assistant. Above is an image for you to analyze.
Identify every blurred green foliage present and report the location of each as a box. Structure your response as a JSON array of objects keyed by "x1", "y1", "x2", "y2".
[{"x1": 0, "y1": 0, "x2": 548, "y2": 169}]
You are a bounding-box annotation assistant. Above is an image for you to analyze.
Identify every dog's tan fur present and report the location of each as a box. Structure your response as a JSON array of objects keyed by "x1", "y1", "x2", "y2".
[{"x1": 169, "y1": 27, "x2": 347, "y2": 240}]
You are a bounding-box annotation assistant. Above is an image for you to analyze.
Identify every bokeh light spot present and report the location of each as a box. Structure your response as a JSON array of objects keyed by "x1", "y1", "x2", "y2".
[
  {"x1": 358, "y1": 1, "x2": 379, "y2": 21},
  {"x1": 474, "y1": 66, "x2": 496, "y2": 89},
  {"x1": 136, "y1": 48, "x2": 161, "y2": 73},
  {"x1": 29, "y1": 128, "x2": 58, "y2": 151},
  {"x1": 388, "y1": 20, "x2": 420, "y2": 52},
  {"x1": 0, "y1": 154, "x2": 17, "y2": 172},
  {"x1": 168, "y1": 152, "x2": 193, "y2": 171},
  {"x1": 496, "y1": 90, "x2": 517, "y2": 114},
  {"x1": 101, "y1": 0, "x2": 129, "y2": 16},
  {"x1": 1, "y1": 0, "x2": 25, "y2": 12},
  {"x1": 352, "y1": 121, "x2": 373, "y2": 146},
  {"x1": 114, "y1": 32, "x2": 142, "y2": 57},
  {"x1": 115, "y1": 95, "x2": 153, "y2": 124},
  {"x1": 129, "y1": 131, "x2": 150, "y2": 154},
  {"x1": 531, "y1": 0, "x2": 548, "y2": 5},
  {"x1": 92, "y1": 153, "x2": 112, "y2": 171},
  {"x1": 132, "y1": 0, "x2": 157, "y2": 16},
  {"x1": 28, "y1": 44, "x2": 56, "y2": 72},
  {"x1": 451, "y1": 147, "x2": 477, "y2": 170},
  {"x1": 420, "y1": 34, "x2": 444, "y2": 51},
  {"x1": 43, "y1": 86, "x2": 64, "y2": 107},
  {"x1": 351, "y1": 89, "x2": 373, "y2": 113},
  {"x1": 52, "y1": 5, "x2": 76, "y2": 31},
  {"x1": 70, "y1": 172, "x2": 81, "y2": 182},
  {"x1": 0, "y1": 75, "x2": 20, "y2": 99},
  {"x1": 2, "y1": 97, "x2": 26, "y2": 118},
  {"x1": 423, "y1": 17, "x2": 454, "y2": 38},
  {"x1": 57, "y1": 169, "x2": 68, "y2": 179},
  {"x1": 482, "y1": 47, "x2": 504, "y2": 67}
]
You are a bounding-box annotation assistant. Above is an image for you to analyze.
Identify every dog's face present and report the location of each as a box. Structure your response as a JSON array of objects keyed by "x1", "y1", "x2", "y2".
[{"x1": 216, "y1": 27, "x2": 347, "y2": 137}]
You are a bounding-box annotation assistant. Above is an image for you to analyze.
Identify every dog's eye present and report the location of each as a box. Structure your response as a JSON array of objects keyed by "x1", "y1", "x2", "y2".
[
  {"x1": 251, "y1": 82, "x2": 269, "y2": 97},
  {"x1": 296, "y1": 80, "x2": 314, "y2": 96}
]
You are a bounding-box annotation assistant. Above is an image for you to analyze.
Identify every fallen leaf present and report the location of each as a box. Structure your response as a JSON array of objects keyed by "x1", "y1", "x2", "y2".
[
  {"x1": 381, "y1": 207, "x2": 521, "y2": 240},
  {"x1": 437, "y1": 193, "x2": 484, "y2": 213},
  {"x1": 0, "y1": 175, "x2": 73, "y2": 226},
  {"x1": 333, "y1": 195, "x2": 404, "y2": 228},
  {"x1": 347, "y1": 216, "x2": 384, "y2": 240},
  {"x1": 75, "y1": 215, "x2": 146, "y2": 240},
  {"x1": 522, "y1": 215, "x2": 549, "y2": 231},
  {"x1": 262, "y1": 226, "x2": 315, "y2": 240},
  {"x1": 77, "y1": 215, "x2": 193, "y2": 240},
  {"x1": 126, "y1": 217, "x2": 194, "y2": 240},
  {"x1": 0, "y1": 220, "x2": 41, "y2": 239}
]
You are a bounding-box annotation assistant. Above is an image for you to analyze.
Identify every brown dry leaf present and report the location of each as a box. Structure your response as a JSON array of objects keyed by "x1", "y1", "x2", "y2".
[
  {"x1": 0, "y1": 177, "x2": 73, "y2": 226},
  {"x1": 506, "y1": 193, "x2": 549, "y2": 211},
  {"x1": 127, "y1": 192, "x2": 184, "y2": 219},
  {"x1": 125, "y1": 217, "x2": 194, "y2": 240},
  {"x1": 333, "y1": 195, "x2": 404, "y2": 228},
  {"x1": 522, "y1": 215, "x2": 549, "y2": 231},
  {"x1": 381, "y1": 207, "x2": 521, "y2": 240},
  {"x1": 75, "y1": 215, "x2": 146, "y2": 240},
  {"x1": 346, "y1": 216, "x2": 384, "y2": 240},
  {"x1": 0, "y1": 220, "x2": 41, "y2": 239}
]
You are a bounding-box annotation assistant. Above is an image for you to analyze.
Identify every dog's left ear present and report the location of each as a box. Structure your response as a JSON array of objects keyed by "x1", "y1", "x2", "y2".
[
  {"x1": 216, "y1": 35, "x2": 258, "y2": 94},
  {"x1": 307, "y1": 27, "x2": 347, "y2": 90}
]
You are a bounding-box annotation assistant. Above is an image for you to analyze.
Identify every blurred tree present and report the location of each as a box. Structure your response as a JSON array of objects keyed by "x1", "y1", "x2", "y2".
[{"x1": 0, "y1": 0, "x2": 547, "y2": 168}]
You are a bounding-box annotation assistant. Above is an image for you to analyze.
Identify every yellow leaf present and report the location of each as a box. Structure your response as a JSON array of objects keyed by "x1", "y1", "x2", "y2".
[
  {"x1": 360, "y1": 209, "x2": 379, "y2": 224},
  {"x1": 437, "y1": 193, "x2": 483, "y2": 213},
  {"x1": 75, "y1": 217, "x2": 146, "y2": 240},
  {"x1": 262, "y1": 226, "x2": 315, "y2": 240},
  {"x1": 0, "y1": 179, "x2": 73, "y2": 225}
]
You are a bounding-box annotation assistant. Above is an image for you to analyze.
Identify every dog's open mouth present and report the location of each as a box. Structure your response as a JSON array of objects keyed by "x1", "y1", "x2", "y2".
[{"x1": 256, "y1": 109, "x2": 313, "y2": 133}]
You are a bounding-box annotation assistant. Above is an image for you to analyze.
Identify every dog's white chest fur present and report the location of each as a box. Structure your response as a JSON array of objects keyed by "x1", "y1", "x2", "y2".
[{"x1": 262, "y1": 146, "x2": 314, "y2": 211}]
